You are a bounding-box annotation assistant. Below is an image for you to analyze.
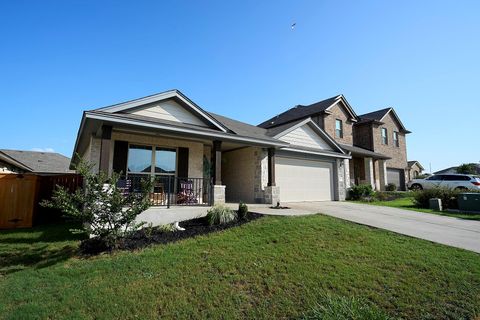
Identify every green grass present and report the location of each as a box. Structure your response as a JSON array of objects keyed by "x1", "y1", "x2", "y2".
[
  {"x1": 359, "y1": 197, "x2": 480, "y2": 220},
  {"x1": 1, "y1": 215, "x2": 480, "y2": 319}
]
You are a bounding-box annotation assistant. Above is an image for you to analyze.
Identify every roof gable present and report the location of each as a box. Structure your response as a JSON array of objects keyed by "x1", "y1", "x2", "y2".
[
  {"x1": 258, "y1": 94, "x2": 358, "y2": 129},
  {"x1": 359, "y1": 107, "x2": 410, "y2": 133},
  {"x1": 93, "y1": 89, "x2": 228, "y2": 132},
  {"x1": 268, "y1": 118, "x2": 346, "y2": 154}
]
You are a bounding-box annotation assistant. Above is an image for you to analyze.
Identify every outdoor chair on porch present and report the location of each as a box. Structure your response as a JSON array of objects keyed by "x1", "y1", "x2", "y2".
[{"x1": 176, "y1": 180, "x2": 198, "y2": 205}]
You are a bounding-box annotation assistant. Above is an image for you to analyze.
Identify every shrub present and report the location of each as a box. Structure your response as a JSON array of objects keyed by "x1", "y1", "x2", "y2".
[
  {"x1": 42, "y1": 159, "x2": 152, "y2": 248},
  {"x1": 238, "y1": 202, "x2": 248, "y2": 220},
  {"x1": 206, "y1": 204, "x2": 237, "y2": 225},
  {"x1": 302, "y1": 294, "x2": 394, "y2": 320},
  {"x1": 386, "y1": 183, "x2": 397, "y2": 191},
  {"x1": 413, "y1": 188, "x2": 460, "y2": 210},
  {"x1": 375, "y1": 191, "x2": 412, "y2": 201},
  {"x1": 348, "y1": 184, "x2": 374, "y2": 200}
]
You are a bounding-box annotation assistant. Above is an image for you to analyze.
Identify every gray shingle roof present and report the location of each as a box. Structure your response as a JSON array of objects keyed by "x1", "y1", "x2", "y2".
[
  {"x1": 358, "y1": 107, "x2": 391, "y2": 123},
  {"x1": 338, "y1": 144, "x2": 390, "y2": 160},
  {"x1": 207, "y1": 112, "x2": 272, "y2": 141},
  {"x1": 258, "y1": 96, "x2": 340, "y2": 129},
  {"x1": 0, "y1": 149, "x2": 73, "y2": 174}
]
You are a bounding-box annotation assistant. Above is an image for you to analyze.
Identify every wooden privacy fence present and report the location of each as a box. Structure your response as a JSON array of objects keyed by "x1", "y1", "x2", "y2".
[{"x1": 0, "y1": 173, "x2": 82, "y2": 229}]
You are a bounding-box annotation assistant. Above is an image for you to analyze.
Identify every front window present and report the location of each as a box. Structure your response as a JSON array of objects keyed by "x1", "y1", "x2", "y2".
[
  {"x1": 335, "y1": 119, "x2": 343, "y2": 138},
  {"x1": 127, "y1": 145, "x2": 152, "y2": 173},
  {"x1": 127, "y1": 144, "x2": 176, "y2": 176},
  {"x1": 381, "y1": 128, "x2": 388, "y2": 145},
  {"x1": 393, "y1": 131, "x2": 399, "y2": 147},
  {"x1": 155, "y1": 148, "x2": 176, "y2": 174}
]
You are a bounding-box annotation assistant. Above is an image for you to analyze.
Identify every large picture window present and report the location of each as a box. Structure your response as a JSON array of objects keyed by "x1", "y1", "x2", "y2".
[{"x1": 127, "y1": 144, "x2": 176, "y2": 176}]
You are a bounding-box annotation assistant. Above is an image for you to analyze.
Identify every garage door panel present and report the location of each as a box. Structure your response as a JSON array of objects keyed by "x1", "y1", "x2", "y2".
[
  {"x1": 387, "y1": 168, "x2": 404, "y2": 190},
  {"x1": 276, "y1": 157, "x2": 334, "y2": 202}
]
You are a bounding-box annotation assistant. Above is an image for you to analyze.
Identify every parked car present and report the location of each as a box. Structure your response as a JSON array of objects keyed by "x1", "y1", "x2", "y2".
[{"x1": 407, "y1": 174, "x2": 480, "y2": 191}]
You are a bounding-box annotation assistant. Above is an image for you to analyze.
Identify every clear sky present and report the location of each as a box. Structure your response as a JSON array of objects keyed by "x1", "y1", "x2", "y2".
[{"x1": 0, "y1": 0, "x2": 478, "y2": 172}]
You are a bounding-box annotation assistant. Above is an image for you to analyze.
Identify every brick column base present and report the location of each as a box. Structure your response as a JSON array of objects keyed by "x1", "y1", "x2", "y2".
[
  {"x1": 212, "y1": 185, "x2": 226, "y2": 204},
  {"x1": 264, "y1": 186, "x2": 280, "y2": 205}
]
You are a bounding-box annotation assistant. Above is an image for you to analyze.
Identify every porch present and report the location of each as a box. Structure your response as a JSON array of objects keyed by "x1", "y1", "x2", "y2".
[
  {"x1": 340, "y1": 144, "x2": 390, "y2": 191},
  {"x1": 82, "y1": 124, "x2": 282, "y2": 208}
]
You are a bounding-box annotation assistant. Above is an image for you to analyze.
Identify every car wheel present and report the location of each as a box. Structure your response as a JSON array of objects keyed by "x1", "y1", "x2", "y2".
[{"x1": 411, "y1": 184, "x2": 423, "y2": 191}]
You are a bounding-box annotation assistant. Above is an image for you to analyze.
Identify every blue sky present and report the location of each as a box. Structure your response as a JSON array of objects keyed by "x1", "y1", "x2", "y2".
[{"x1": 0, "y1": 0, "x2": 478, "y2": 172}]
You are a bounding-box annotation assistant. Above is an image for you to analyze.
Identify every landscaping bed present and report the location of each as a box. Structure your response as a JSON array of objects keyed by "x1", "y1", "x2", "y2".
[{"x1": 80, "y1": 212, "x2": 263, "y2": 255}]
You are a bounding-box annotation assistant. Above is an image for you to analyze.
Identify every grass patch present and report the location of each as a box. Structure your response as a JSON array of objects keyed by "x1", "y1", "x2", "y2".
[
  {"x1": 1, "y1": 215, "x2": 480, "y2": 319},
  {"x1": 358, "y1": 197, "x2": 480, "y2": 220}
]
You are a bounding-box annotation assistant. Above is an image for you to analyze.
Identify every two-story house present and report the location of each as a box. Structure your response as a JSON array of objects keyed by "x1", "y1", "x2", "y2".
[{"x1": 259, "y1": 95, "x2": 411, "y2": 191}]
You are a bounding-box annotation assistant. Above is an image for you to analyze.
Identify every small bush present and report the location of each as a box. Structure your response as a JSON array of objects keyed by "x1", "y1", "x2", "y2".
[
  {"x1": 375, "y1": 191, "x2": 412, "y2": 202},
  {"x1": 206, "y1": 204, "x2": 237, "y2": 225},
  {"x1": 386, "y1": 183, "x2": 397, "y2": 191},
  {"x1": 348, "y1": 184, "x2": 374, "y2": 200},
  {"x1": 413, "y1": 188, "x2": 460, "y2": 210},
  {"x1": 238, "y1": 202, "x2": 248, "y2": 220},
  {"x1": 302, "y1": 294, "x2": 394, "y2": 320}
]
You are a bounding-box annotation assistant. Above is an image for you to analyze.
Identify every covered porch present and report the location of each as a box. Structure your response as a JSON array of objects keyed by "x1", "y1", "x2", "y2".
[
  {"x1": 340, "y1": 144, "x2": 390, "y2": 191},
  {"x1": 76, "y1": 120, "x2": 285, "y2": 209}
]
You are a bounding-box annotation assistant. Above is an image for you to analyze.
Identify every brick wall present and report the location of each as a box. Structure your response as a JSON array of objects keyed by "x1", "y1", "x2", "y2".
[
  {"x1": 322, "y1": 102, "x2": 354, "y2": 145},
  {"x1": 353, "y1": 123, "x2": 373, "y2": 150},
  {"x1": 371, "y1": 112, "x2": 408, "y2": 170}
]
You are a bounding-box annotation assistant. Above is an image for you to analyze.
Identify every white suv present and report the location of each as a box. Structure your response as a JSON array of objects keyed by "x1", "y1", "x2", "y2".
[{"x1": 407, "y1": 174, "x2": 480, "y2": 191}]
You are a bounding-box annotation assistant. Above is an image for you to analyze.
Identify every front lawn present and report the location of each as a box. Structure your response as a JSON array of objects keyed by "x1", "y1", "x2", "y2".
[
  {"x1": 359, "y1": 197, "x2": 480, "y2": 221},
  {"x1": 1, "y1": 215, "x2": 480, "y2": 319}
]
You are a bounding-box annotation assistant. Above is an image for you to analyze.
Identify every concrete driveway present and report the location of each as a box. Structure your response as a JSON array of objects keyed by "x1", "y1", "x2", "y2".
[{"x1": 253, "y1": 201, "x2": 480, "y2": 254}]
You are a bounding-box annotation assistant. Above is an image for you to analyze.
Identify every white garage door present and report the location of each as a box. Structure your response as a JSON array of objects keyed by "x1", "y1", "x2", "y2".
[{"x1": 275, "y1": 157, "x2": 334, "y2": 202}]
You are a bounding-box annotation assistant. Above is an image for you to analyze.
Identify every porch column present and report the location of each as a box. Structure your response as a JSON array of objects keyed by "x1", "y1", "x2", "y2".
[
  {"x1": 267, "y1": 148, "x2": 276, "y2": 186},
  {"x1": 212, "y1": 140, "x2": 225, "y2": 204},
  {"x1": 265, "y1": 147, "x2": 280, "y2": 205},
  {"x1": 344, "y1": 159, "x2": 351, "y2": 189},
  {"x1": 99, "y1": 125, "x2": 112, "y2": 174},
  {"x1": 212, "y1": 140, "x2": 222, "y2": 185},
  {"x1": 378, "y1": 159, "x2": 388, "y2": 191},
  {"x1": 364, "y1": 157, "x2": 375, "y2": 189}
]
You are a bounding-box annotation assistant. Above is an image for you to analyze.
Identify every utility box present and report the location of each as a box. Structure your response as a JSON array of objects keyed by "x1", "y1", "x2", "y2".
[
  {"x1": 429, "y1": 198, "x2": 442, "y2": 211},
  {"x1": 458, "y1": 193, "x2": 480, "y2": 212}
]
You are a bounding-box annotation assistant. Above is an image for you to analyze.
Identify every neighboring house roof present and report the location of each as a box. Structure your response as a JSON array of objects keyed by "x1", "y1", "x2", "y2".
[
  {"x1": 434, "y1": 164, "x2": 480, "y2": 175},
  {"x1": 408, "y1": 160, "x2": 424, "y2": 170},
  {"x1": 258, "y1": 94, "x2": 358, "y2": 129},
  {"x1": 358, "y1": 107, "x2": 411, "y2": 134},
  {"x1": 0, "y1": 149, "x2": 73, "y2": 174}
]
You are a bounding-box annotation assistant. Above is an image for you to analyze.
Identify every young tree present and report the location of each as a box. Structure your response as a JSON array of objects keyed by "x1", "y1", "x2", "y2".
[
  {"x1": 42, "y1": 160, "x2": 152, "y2": 247},
  {"x1": 456, "y1": 163, "x2": 478, "y2": 174}
]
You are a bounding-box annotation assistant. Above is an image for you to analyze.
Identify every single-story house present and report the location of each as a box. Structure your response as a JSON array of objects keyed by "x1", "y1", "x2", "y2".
[
  {"x1": 71, "y1": 90, "x2": 351, "y2": 208},
  {"x1": 407, "y1": 160, "x2": 424, "y2": 181}
]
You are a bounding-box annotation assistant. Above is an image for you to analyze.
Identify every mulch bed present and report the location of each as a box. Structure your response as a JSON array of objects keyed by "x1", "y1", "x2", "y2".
[{"x1": 79, "y1": 212, "x2": 263, "y2": 255}]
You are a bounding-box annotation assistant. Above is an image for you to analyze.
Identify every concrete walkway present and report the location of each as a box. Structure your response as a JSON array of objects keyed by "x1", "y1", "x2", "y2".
[{"x1": 252, "y1": 201, "x2": 480, "y2": 254}]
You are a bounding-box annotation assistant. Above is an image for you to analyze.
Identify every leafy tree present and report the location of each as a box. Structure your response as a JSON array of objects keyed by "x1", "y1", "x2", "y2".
[
  {"x1": 42, "y1": 160, "x2": 152, "y2": 247},
  {"x1": 456, "y1": 163, "x2": 478, "y2": 174}
]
